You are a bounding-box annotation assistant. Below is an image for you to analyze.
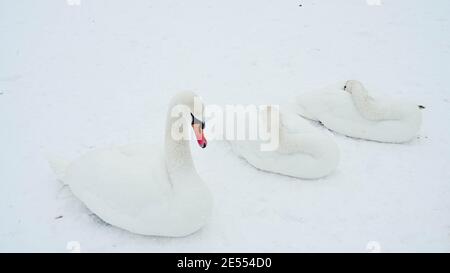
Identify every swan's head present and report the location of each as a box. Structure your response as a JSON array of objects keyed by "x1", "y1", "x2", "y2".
[
  {"x1": 191, "y1": 112, "x2": 207, "y2": 148},
  {"x1": 343, "y1": 80, "x2": 363, "y2": 94},
  {"x1": 169, "y1": 91, "x2": 207, "y2": 148}
]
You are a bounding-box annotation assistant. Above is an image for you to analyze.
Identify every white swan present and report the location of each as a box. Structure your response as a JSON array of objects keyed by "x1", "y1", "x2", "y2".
[
  {"x1": 292, "y1": 80, "x2": 423, "y2": 143},
  {"x1": 229, "y1": 105, "x2": 340, "y2": 179},
  {"x1": 51, "y1": 92, "x2": 212, "y2": 237}
]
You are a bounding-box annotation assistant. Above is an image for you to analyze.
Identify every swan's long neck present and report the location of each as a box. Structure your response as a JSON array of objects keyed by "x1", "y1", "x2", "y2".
[
  {"x1": 164, "y1": 105, "x2": 195, "y2": 178},
  {"x1": 277, "y1": 108, "x2": 327, "y2": 156},
  {"x1": 349, "y1": 83, "x2": 400, "y2": 121}
]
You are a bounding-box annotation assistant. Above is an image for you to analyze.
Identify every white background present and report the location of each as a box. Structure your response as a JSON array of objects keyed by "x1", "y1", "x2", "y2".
[{"x1": 1, "y1": 0, "x2": 449, "y2": 252}]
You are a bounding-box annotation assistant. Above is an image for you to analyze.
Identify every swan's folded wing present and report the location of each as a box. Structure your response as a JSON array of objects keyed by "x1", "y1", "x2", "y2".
[{"x1": 64, "y1": 146, "x2": 172, "y2": 218}]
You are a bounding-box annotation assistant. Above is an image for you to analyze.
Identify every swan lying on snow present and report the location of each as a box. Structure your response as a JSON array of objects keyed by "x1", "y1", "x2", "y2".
[
  {"x1": 292, "y1": 80, "x2": 423, "y2": 143},
  {"x1": 229, "y1": 105, "x2": 340, "y2": 179},
  {"x1": 50, "y1": 92, "x2": 212, "y2": 237}
]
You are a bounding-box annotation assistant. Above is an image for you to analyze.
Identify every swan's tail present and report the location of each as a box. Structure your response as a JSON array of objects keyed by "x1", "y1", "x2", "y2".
[{"x1": 47, "y1": 156, "x2": 70, "y2": 184}]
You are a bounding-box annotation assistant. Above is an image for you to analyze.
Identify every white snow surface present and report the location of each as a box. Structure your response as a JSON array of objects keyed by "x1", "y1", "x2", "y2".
[{"x1": 1, "y1": 0, "x2": 450, "y2": 252}]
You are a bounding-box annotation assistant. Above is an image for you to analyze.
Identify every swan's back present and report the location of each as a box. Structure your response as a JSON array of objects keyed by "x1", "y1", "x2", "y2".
[{"x1": 295, "y1": 85, "x2": 360, "y2": 121}]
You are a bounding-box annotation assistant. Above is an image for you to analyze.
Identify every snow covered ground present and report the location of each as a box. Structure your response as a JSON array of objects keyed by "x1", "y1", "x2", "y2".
[{"x1": 1, "y1": 0, "x2": 450, "y2": 252}]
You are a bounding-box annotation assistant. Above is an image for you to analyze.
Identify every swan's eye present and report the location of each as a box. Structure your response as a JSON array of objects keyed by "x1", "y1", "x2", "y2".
[{"x1": 190, "y1": 113, "x2": 204, "y2": 128}]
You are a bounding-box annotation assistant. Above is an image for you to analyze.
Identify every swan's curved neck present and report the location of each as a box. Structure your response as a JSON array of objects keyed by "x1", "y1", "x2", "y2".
[
  {"x1": 349, "y1": 83, "x2": 397, "y2": 121},
  {"x1": 164, "y1": 109, "x2": 195, "y2": 176}
]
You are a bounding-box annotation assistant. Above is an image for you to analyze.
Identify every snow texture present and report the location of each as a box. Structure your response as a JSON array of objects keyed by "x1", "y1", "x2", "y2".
[{"x1": 1, "y1": 0, "x2": 449, "y2": 252}]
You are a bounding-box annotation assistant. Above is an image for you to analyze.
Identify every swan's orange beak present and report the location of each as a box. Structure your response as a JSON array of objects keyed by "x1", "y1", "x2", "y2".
[{"x1": 192, "y1": 123, "x2": 207, "y2": 148}]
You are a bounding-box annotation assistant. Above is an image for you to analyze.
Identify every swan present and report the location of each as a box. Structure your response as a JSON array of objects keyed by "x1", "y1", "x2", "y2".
[
  {"x1": 292, "y1": 80, "x2": 423, "y2": 143},
  {"x1": 50, "y1": 92, "x2": 212, "y2": 237},
  {"x1": 229, "y1": 105, "x2": 340, "y2": 179}
]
